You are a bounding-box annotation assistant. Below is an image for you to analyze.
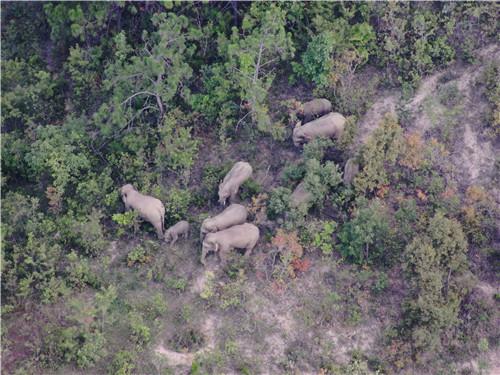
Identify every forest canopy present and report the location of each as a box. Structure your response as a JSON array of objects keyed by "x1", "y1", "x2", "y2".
[{"x1": 1, "y1": 2, "x2": 499, "y2": 374}]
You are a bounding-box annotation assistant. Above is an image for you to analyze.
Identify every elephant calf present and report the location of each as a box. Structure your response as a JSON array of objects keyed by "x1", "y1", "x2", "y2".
[
  {"x1": 218, "y1": 161, "x2": 253, "y2": 205},
  {"x1": 200, "y1": 203, "x2": 248, "y2": 239},
  {"x1": 293, "y1": 112, "x2": 346, "y2": 147},
  {"x1": 164, "y1": 220, "x2": 189, "y2": 245},
  {"x1": 300, "y1": 98, "x2": 332, "y2": 123},
  {"x1": 120, "y1": 184, "x2": 165, "y2": 239},
  {"x1": 201, "y1": 223, "x2": 260, "y2": 266}
]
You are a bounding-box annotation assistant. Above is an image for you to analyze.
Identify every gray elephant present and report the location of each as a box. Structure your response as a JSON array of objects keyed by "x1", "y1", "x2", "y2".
[
  {"x1": 343, "y1": 158, "x2": 359, "y2": 186},
  {"x1": 120, "y1": 184, "x2": 165, "y2": 239},
  {"x1": 164, "y1": 220, "x2": 190, "y2": 245},
  {"x1": 300, "y1": 98, "x2": 332, "y2": 123},
  {"x1": 290, "y1": 181, "x2": 313, "y2": 209},
  {"x1": 201, "y1": 223, "x2": 260, "y2": 266},
  {"x1": 218, "y1": 161, "x2": 253, "y2": 205},
  {"x1": 293, "y1": 112, "x2": 346, "y2": 147},
  {"x1": 200, "y1": 203, "x2": 248, "y2": 239}
]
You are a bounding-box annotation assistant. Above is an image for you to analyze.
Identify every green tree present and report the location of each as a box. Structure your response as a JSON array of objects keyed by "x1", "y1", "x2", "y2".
[
  {"x1": 338, "y1": 198, "x2": 396, "y2": 265},
  {"x1": 403, "y1": 212, "x2": 469, "y2": 354},
  {"x1": 353, "y1": 114, "x2": 402, "y2": 194},
  {"x1": 222, "y1": 3, "x2": 294, "y2": 132}
]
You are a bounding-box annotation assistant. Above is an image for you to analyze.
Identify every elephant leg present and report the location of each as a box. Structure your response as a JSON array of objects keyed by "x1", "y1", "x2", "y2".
[
  {"x1": 201, "y1": 247, "x2": 208, "y2": 265},
  {"x1": 244, "y1": 245, "x2": 253, "y2": 258},
  {"x1": 154, "y1": 223, "x2": 163, "y2": 239},
  {"x1": 171, "y1": 234, "x2": 178, "y2": 245}
]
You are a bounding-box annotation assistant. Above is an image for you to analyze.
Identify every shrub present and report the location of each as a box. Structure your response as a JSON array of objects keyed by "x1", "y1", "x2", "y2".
[
  {"x1": 112, "y1": 210, "x2": 140, "y2": 238},
  {"x1": 65, "y1": 251, "x2": 100, "y2": 290},
  {"x1": 239, "y1": 178, "x2": 262, "y2": 200},
  {"x1": 164, "y1": 188, "x2": 192, "y2": 224},
  {"x1": 281, "y1": 162, "x2": 306, "y2": 185},
  {"x1": 267, "y1": 187, "x2": 292, "y2": 220},
  {"x1": 302, "y1": 136, "x2": 334, "y2": 162},
  {"x1": 354, "y1": 114, "x2": 402, "y2": 194},
  {"x1": 338, "y1": 198, "x2": 397, "y2": 265},
  {"x1": 303, "y1": 159, "x2": 343, "y2": 209},
  {"x1": 155, "y1": 110, "x2": 199, "y2": 180},
  {"x1": 108, "y1": 351, "x2": 136, "y2": 375},
  {"x1": 128, "y1": 311, "x2": 151, "y2": 345},
  {"x1": 127, "y1": 246, "x2": 151, "y2": 267},
  {"x1": 313, "y1": 221, "x2": 337, "y2": 255},
  {"x1": 403, "y1": 212, "x2": 469, "y2": 354}
]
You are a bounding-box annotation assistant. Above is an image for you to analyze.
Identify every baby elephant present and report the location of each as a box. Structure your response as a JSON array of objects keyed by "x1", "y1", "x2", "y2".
[
  {"x1": 300, "y1": 98, "x2": 332, "y2": 123},
  {"x1": 164, "y1": 220, "x2": 189, "y2": 245},
  {"x1": 200, "y1": 203, "x2": 248, "y2": 239},
  {"x1": 120, "y1": 184, "x2": 165, "y2": 239},
  {"x1": 218, "y1": 161, "x2": 253, "y2": 205},
  {"x1": 293, "y1": 112, "x2": 346, "y2": 147},
  {"x1": 201, "y1": 223, "x2": 260, "y2": 266}
]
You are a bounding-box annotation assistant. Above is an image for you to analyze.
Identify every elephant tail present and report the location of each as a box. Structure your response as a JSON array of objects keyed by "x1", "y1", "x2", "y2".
[{"x1": 159, "y1": 207, "x2": 165, "y2": 235}]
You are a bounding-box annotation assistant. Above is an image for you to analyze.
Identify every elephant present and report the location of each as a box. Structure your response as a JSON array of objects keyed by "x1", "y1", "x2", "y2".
[
  {"x1": 343, "y1": 158, "x2": 359, "y2": 186},
  {"x1": 164, "y1": 220, "x2": 190, "y2": 245},
  {"x1": 120, "y1": 184, "x2": 165, "y2": 239},
  {"x1": 290, "y1": 181, "x2": 313, "y2": 209},
  {"x1": 200, "y1": 203, "x2": 248, "y2": 239},
  {"x1": 201, "y1": 223, "x2": 260, "y2": 266},
  {"x1": 218, "y1": 161, "x2": 253, "y2": 205},
  {"x1": 293, "y1": 112, "x2": 346, "y2": 147},
  {"x1": 299, "y1": 98, "x2": 332, "y2": 123}
]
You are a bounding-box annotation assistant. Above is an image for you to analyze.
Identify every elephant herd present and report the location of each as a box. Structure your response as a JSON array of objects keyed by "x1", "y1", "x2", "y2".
[{"x1": 119, "y1": 98, "x2": 352, "y2": 266}]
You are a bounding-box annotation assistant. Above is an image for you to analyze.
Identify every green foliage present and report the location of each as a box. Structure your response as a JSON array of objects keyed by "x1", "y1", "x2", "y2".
[
  {"x1": 281, "y1": 162, "x2": 306, "y2": 185},
  {"x1": 63, "y1": 210, "x2": 108, "y2": 256},
  {"x1": 373, "y1": 3, "x2": 456, "y2": 86},
  {"x1": 25, "y1": 119, "x2": 92, "y2": 196},
  {"x1": 165, "y1": 277, "x2": 188, "y2": 292},
  {"x1": 302, "y1": 137, "x2": 335, "y2": 162},
  {"x1": 338, "y1": 198, "x2": 396, "y2": 265},
  {"x1": 313, "y1": 221, "x2": 337, "y2": 255},
  {"x1": 128, "y1": 311, "x2": 151, "y2": 345},
  {"x1": 164, "y1": 188, "x2": 192, "y2": 224},
  {"x1": 239, "y1": 178, "x2": 262, "y2": 200},
  {"x1": 127, "y1": 245, "x2": 150, "y2": 267},
  {"x1": 41, "y1": 322, "x2": 106, "y2": 369},
  {"x1": 403, "y1": 212, "x2": 469, "y2": 354},
  {"x1": 108, "y1": 351, "x2": 136, "y2": 375},
  {"x1": 267, "y1": 187, "x2": 292, "y2": 220},
  {"x1": 479, "y1": 62, "x2": 500, "y2": 140},
  {"x1": 1, "y1": 59, "x2": 64, "y2": 127},
  {"x1": 293, "y1": 17, "x2": 374, "y2": 89},
  {"x1": 65, "y1": 251, "x2": 100, "y2": 290},
  {"x1": 222, "y1": 3, "x2": 294, "y2": 132},
  {"x1": 112, "y1": 211, "x2": 140, "y2": 238},
  {"x1": 354, "y1": 114, "x2": 402, "y2": 194},
  {"x1": 303, "y1": 159, "x2": 343, "y2": 208},
  {"x1": 155, "y1": 110, "x2": 199, "y2": 179}
]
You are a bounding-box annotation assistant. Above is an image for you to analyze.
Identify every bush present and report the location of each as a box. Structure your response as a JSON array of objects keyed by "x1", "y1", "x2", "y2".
[
  {"x1": 267, "y1": 187, "x2": 292, "y2": 220},
  {"x1": 302, "y1": 136, "x2": 334, "y2": 162},
  {"x1": 302, "y1": 159, "x2": 343, "y2": 209},
  {"x1": 164, "y1": 188, "x2": 192, "y2": 224},
  {"x1": 354, "y1": 114, "x2": 402, "y2": 194},
  {"x1": 239, "y1": 178, "x2": 262, "y2": 200},
  {"x1": 281, "y1": 162, "x2": 306, "y2": 185},
  {"x1": 338, "y1": 198, "x2": 397, "y2": 265},
  {"x1": 128, "y1": 311, "x2": 151, "y2": 345},
  {"x1": 313, "y1": 221, "x2": 337, "y2": 255},
  {"x1": 403, "y1": 212, "x2": 469, "y2": 354},
  {"x1": 108, "y1": 351, "x2": 136, "y2": 375}
]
